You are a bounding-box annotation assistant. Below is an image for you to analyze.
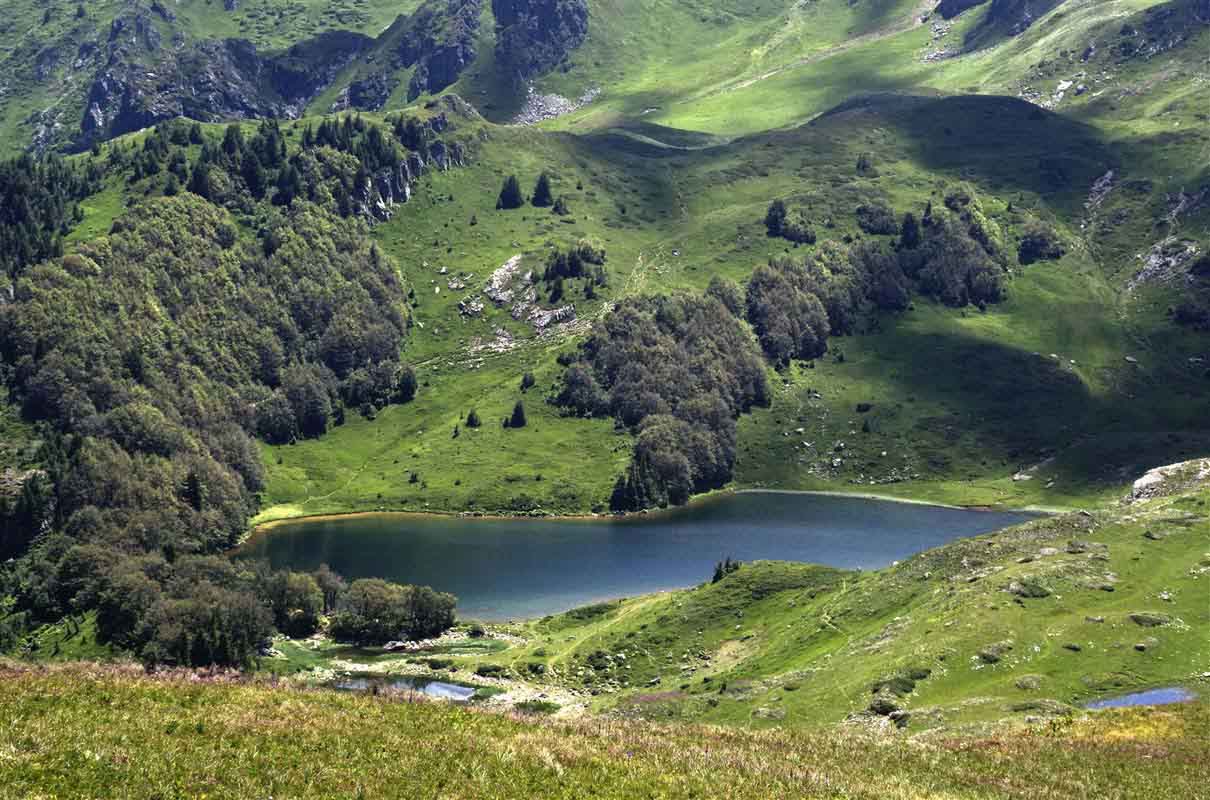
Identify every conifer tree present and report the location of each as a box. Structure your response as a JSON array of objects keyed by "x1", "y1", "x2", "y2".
[
  {"x1": 509, "y1": 400, "x2": 527, "y2": 428},
  {"x1": 532, "y1": 172, "x2": 554, "y2": 207},
  {"x1": 496, "y1": 175, "x2": 524, "y2": 209}
]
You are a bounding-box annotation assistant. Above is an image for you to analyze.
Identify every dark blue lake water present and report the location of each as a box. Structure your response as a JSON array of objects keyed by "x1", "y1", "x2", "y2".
[{"x1": 240, "y1": 492, "x2": 1034, "y2": 620}]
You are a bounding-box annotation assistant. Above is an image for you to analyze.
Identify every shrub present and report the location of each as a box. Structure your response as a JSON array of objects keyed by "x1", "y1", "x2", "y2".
[
  {"x1": 515, "y1": 700, "x2": 560, "y2": 714},
  {"x1": 509, "y1": 400, "x2": 527, "y2": 428},
  {"x1": 705, "y1": 276, "x2": 744, "y2": 317},
  {"x1": 329, "y1": 579, "x2": 456, "y2": 646},
  {"x1": 856, "y1": 202, "x2": 898, "y2": 235},
  {"x1": 764, "y1": 199, "x2": 787, "y2": 237},
  {"x1": 1017, "y1": 222, "x2": 1065, "y2": 265}
]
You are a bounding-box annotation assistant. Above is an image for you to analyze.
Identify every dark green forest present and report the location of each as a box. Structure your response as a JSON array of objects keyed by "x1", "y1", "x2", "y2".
[{"x1": 0, "y1": 112, "x2": 466, "y2": 666}]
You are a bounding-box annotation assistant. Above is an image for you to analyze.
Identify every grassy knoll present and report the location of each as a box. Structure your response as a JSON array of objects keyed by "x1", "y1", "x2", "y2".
[{"x1": 1, "y1": 662, "x2": 1207, "y2": 798}]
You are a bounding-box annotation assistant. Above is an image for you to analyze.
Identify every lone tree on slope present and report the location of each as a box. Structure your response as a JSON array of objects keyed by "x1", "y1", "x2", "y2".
[
  {"x1": 509, "y1": 400, "x2": 527, "y2": 428},
  {"x1": 497, "y1": 175, "x2": 525, "y2": 209},
  {"x1": 532, "y1": 173, "x2": 554, "y2": 207}
]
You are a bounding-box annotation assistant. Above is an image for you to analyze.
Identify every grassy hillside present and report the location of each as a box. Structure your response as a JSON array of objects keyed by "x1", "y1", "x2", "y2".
[
  {"x1": 0, "y1": 1, "x2": 1205, "y2": 522},
  {"x1": 254, "y1": 88, "x2": 1209, "y2": 519},
  {"x1": 1, "y1": 662, "x2": 1207, "y2": 799}
]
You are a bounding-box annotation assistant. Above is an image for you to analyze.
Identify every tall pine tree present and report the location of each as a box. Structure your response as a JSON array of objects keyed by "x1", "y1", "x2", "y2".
[
  {"x1": 531, "y1": 172, "x2": 554, "y2": 207},
  {"x1": 496, "y1": 175, "x2": 525, "y2": 209}
]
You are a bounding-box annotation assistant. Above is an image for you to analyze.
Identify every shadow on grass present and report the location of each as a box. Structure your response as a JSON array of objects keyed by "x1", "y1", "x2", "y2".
[
  {"x1": 816, "y1": 93, "x2": 1115, "y2": 215},
  {"x1": 862, "y1": 322, "x2": 1210, "y2": 488}
]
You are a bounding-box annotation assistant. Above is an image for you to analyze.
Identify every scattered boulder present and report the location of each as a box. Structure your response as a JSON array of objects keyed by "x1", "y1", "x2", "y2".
[
  {"x1": 1129, "y1": 612, "x2": 1171, "y2": 627},
  {"x1": 868, "y1": 690, "x2": 902, "y2": 716},
  {"x1": 978, "y1": 641, "x2": 1014, "y2": 664},
  {"x1": 1009, "y1": 699, "x2": 1073, "y2": 716},
  {"x1": 1015, "y1": 674, "x2": 1044, "y2": 691},
  {"x1": 1008, "y1": 579, "x2": 1052, "y2": 599}
]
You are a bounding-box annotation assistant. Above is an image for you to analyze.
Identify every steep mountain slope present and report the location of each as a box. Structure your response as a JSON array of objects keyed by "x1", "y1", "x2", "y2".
[{"x1": 0, "y1": 0, "x2": 593, "y2": 153}]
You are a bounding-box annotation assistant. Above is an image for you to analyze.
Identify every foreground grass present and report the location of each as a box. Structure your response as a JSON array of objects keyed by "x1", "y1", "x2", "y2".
[{"x1": 1, "y1": 663, "x2": 1207, "y2": 799}]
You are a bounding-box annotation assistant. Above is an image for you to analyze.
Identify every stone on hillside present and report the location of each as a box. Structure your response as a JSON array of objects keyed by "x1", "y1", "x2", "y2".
[
  {"x1": 1008, "y1": 579, "x2": 1051, "y2": 598},
  {"x1": 868, "y1": 690, "x2": 901, "y2": 716},
  {"x1": 978, "y1": 641, "x2": 1014, "y2": 664},
  {"x1": 1009, "y1": 699, "x2": 1073, "y2": 716},
  {"x1": 1129, "y1": 612, "x2": 1171, "y2": 627},
  {"x1": 1062, "y1": 643, "x2": 1082, "y2": 652},
  {"x1": 1015, "y1": 674, "x2": 1044, "y2": 690},
  {"x1": 1134, "y1": 637, "x2": 1159, "y2": 652}
]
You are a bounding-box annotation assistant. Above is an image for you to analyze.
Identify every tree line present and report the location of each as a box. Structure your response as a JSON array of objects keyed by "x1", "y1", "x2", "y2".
[
  {"x1": 764, "y1": 184, "x2": 1068, "y2": 313},
  {"x1": 557, "y1": 184, "x2": 1064, "y2": 511},
  {"x1": 0, "y1": 107, "x2": 475, "y2": 665},
  {"x1": 553, "y1": 292, "x2": 771, "y2": 510},
  {"x1": 0, "y1": 153, "x2": 103, "y2": 279}
]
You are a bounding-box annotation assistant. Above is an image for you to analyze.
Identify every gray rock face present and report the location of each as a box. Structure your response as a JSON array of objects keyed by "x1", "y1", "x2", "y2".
[
  {"x1": 78, "y1": 30, "x2": 372, "y2": 147},
  {"x1": 353, "y1": 137, "x2": 467, "y2": 222},
  {"x1": 492, "y1": 0, "x2": 589, "y2": 81},
  {"x1": 401, "y1": 0, "x2": 483, "y2": 102},
  {"x1": 345, "y1": 74, "x2": 397, "y2": 111},
  {"x1": 334, "y1": 0, "x2": 482, "y2": 111}
]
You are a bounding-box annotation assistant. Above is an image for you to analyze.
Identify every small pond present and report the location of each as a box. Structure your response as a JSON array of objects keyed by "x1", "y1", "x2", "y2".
[
  {"x1": 1085, "y1": 687, "x2": 1197, "y2": 710},
  {"x1": 330, "y1": 674, "x2": 478, "y2": 702}
]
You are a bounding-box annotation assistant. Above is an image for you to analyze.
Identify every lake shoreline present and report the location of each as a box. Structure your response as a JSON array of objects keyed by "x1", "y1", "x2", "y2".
[{"x1": 245, "y1": 486, "x2": 1054, "y2": 543}]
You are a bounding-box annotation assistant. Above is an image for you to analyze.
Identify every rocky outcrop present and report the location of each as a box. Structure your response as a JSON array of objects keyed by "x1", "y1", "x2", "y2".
[
  {"x1": 333, "y1": 0, "x2": 482, "y2": 111},
  {"x1": 353, "y1": 136, "x2": 467, "y2": 221},
  {"x1": 78, "y1": 30, "x2": 371, "y2": 147},
  {"x1": 491, "y1": 0, "x2": 588, "y2": 81},
  {"x1": 942, "y1": 0, "x2": 1067, "y2": 45},
  {"x1": 979, "y1": 0, "x2": 1066, "y2": 36},
  {"x1": 403, "y1": 0, "x2": 483, "y2": 101}
]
